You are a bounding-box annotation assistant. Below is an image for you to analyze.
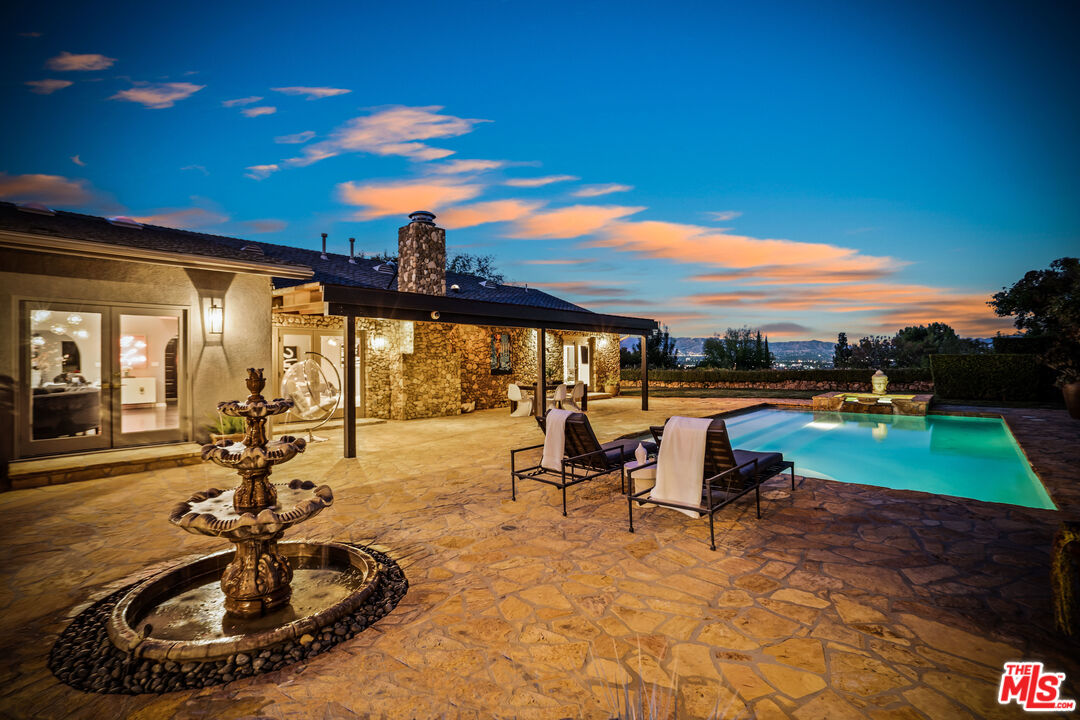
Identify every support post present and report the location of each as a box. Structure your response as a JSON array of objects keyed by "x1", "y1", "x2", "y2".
[
  {"x1": 536, "y1": 327, "x2": 546, "y2": 417},
  {"x1": 640, "y1": 334, "x2": 649, "y2": 411},
  {"x1": 344, "y1": 314, "x2": 357, "y2": 458}
]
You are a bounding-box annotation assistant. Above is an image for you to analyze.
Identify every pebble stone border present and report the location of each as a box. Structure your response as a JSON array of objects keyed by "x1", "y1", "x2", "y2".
[{"x1": 48, "y1": 545, "x2": 407, "y2": 695}]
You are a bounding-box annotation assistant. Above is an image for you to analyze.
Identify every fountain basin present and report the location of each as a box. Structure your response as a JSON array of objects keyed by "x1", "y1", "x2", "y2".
[
  {"x1": 107, "y1": 542, "x2": 381, "y2": 662},
  {"x1": 169, "y1": 479, "x2": 332, "y2": 540},
  {"x1": 811, "y1": 391, "x2": 933, "y2": 416}
]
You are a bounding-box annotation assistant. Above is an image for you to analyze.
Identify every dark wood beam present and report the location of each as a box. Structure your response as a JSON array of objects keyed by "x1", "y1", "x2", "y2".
[
  {"x1": 640, "y1": 334, "x2": 649, "y2": 411},
  {"x1": 536, "y1": 327, "x2": 546, "y2": 418}
]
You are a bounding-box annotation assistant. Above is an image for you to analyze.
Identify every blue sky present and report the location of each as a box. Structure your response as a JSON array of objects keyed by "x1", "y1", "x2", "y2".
[{"x1": 3, "y1": 0, "x2": 1077, "y2": 339}]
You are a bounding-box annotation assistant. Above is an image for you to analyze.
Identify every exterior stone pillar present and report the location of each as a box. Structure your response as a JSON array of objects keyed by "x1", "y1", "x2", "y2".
[{"x1": 398, "y1": 211, "x2": 446, "y2": 296}]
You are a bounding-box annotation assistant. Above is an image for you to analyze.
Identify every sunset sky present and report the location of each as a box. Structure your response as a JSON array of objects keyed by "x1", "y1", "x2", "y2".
[{"x1": 2, "y1": 1, "x2": 1077, "y2": 340}]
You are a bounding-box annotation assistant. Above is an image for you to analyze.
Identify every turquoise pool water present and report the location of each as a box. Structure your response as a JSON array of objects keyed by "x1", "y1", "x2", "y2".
[{"x1": 717, "y1": 409, "x2": 1055, "y2": 509}]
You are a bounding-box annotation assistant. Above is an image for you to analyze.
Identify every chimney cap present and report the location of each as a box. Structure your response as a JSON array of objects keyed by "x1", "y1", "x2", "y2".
[{"x1": 408, "y1": 210, "x2": 436, "y2": 225}]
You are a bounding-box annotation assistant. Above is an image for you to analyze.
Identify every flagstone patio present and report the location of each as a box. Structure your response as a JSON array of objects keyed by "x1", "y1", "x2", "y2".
[{"x1": 1, "y1": 397, "x2": 1078, "y2": 719}]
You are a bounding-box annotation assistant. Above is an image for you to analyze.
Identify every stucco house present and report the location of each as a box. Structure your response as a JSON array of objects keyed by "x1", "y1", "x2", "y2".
[{"x1": 0, "y1": 203, "x2": 656, "y2": 466}]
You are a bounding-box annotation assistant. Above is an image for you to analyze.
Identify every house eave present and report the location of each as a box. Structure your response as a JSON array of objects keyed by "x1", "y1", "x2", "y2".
[{"x1": 0, "y1": 230, "x2": 315, "y2": 279}]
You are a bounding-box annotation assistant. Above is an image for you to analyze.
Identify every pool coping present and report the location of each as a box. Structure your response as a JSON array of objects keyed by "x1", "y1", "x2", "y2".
[{"x1": 620, "y1": 401, "x2": 1067, "y2": 514}]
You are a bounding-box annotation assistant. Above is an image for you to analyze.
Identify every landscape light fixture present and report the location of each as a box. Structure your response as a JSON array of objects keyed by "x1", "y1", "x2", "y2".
[{"x1": 207, "y1": 300, "x2": 224, "y2": 334}]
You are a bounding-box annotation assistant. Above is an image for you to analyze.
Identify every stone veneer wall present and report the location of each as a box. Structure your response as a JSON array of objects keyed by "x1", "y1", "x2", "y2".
[
  {"x1": 273, "y1": 313, "x2": 624, "y2": 417},
  {"x1": 397, "y1": 221, "x2": 446, "y2": 295},
  {"x1": 594, "y1": 335, "x2": 621, "y2": 388}
]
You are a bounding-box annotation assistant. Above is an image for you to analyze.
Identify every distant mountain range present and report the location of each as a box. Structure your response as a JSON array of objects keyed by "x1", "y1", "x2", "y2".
[{"x1": 620, "y1": 337, "x2": 834, "y2": 358}]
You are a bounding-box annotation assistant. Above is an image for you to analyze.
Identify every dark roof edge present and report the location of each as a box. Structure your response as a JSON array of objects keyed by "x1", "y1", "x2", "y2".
[
  {"x1": 321, "y1": 283, "x2": 658, "y2": 335},
  {"x1": 0, "y1": 228, "x2": 314, "y2": 279}
]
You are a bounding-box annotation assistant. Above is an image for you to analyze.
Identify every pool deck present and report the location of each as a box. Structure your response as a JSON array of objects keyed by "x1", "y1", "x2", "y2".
[{"x1": 0, "y1": 396, "x2": 1078, "y2": 719}]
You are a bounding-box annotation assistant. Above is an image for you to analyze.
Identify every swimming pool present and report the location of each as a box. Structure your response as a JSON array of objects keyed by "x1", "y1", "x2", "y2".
[{"x1": 713, "y1": 408, "x2": 1055, "y2": 509}]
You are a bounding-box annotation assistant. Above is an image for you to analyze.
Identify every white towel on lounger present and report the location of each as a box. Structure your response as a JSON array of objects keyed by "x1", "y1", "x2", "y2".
[
  {"x1": 541, "y1": 409, "x2": 572, "y2": 471},
  {"x1": 651, "y1": 416, "x2": 712, "y2": 518}
]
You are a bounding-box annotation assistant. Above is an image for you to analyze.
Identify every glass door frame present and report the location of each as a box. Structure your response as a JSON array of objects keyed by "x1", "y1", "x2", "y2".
[
  {"x1": 18, "y1": 300, "x2": 112, "y2": 458},
  {"x1": 110, "y1": 305, "x2": 187, "y2": 449}
]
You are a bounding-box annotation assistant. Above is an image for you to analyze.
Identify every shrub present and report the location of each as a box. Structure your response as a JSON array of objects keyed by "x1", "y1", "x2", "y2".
[
  {"x1": 619, "y1": 367, "x2": 932, "y2": 384},
  {"x1": 991, "y1": 334, "x2": 1054, "y2": 355},
  {"x1": 930, "y1": 354, "x2": 1043, "y2": 401}
]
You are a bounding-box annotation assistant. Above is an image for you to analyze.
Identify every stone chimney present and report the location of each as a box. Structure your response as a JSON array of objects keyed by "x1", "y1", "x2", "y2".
[{"x1": 397, "y1": 210, "x2": 446, "y2": 295}]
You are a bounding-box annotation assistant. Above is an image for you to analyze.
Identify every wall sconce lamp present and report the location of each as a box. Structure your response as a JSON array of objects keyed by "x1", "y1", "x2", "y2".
[
  {"x1": 206, "y1": 300, "x2": 224, "y2": 334},
  {"x1": 370, "y1": 335, "x2": 388, "y2": 351}
]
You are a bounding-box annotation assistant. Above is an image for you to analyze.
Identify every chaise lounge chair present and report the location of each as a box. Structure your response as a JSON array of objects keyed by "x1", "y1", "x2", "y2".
[
  {"x1": 629, "y1": 417, "x2": 795, "y2": 550},
  {"x1": 510, "y1": 410, "x2": 657, "y2": 516}
]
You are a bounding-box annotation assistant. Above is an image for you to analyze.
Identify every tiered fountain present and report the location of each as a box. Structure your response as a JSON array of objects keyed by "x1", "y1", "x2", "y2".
[{"x1": 104, "y1": 368, "x2": 381, "y2": 662}]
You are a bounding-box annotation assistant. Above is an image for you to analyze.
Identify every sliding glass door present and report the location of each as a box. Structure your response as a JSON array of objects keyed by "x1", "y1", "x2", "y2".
[{"x1": 19, "y1": 301, "x2": 187, "y2": 458}]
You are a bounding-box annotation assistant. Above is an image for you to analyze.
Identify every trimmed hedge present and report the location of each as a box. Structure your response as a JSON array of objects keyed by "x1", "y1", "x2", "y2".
[
  {"x1": 930, "y1": 354, "x2": 1042, "y2": 401},
  {"x1": 619, "y1": 367, "x2": 932, "y2": 384}
]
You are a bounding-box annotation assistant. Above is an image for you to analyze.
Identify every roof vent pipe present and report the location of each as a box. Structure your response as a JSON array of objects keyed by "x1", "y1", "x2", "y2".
[
  {"x1": 320, "y1": 233, "x2": 328, "y2": 260},
  {"x1": 348, "y1": 237, "x2": 356, "y2": 264}
]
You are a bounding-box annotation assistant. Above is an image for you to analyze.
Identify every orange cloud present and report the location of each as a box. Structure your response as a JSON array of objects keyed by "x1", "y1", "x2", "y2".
[
  {"x1": 681, "y1": 282, "x2": 1011, "y2": 337},
  {"x1": 509, "y1": 205, "x2": 645, "y2": 239},
  {"x1": 274, "y1": 130, "x2": 315, "y2": 144},
  {"x1": 529, "y1": 281, "x2": 631, "y2": 297},
  {"x1": 245, "y1": 164, "x2": 279, "y2": 180},
  {"x1": 241, "y1": 106, "x2": 277, "y2": 117},
  {"x1": 337, "y1": 179, "x2": 484, "y2": 219},
  {"x1": 426, "y1": 159, "x2": 506, "y2": 175},
  {"x1": 46, "y1": 51, "x2": 115, "y2": 71},
  {"x1": 110, "y1": 82, "x2": 204, "y2": 109},
  {"x1": 571, "y1": 183, "x2": 633, "y2": 197},
  {"x1": 0, "y1": 172, "x2": 93, "y2": 205},
  {"x1": 505, "y1": 175, "x2": 579, "y2": 187},
  {"x1": 593, "y1": 220, "x2": 884, "y2": 269},
  {"x1": 25, "y1": 79, "x2": 72, "y2": 94},
  {"x1": 289, "y1": 105, "x2": 488, "y2": 166},
  {"x1": 439, "y1": 199, "x2": 544, "y2": 229},
  {"x1": 222, "y1": 96, "x2": 262, "y2": 107},
  {"x1": 272, "y1": 86, "x2": 352, "y2": 99},
  {"x1": 689, "y1": 258, "x2": 898, "y2": 284}
]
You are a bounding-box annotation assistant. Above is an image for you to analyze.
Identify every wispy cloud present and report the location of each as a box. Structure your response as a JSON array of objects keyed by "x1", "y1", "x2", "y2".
[
  {"x1": 111, "y1": 82, "x2": 204, "y2": 109},
  {"x1": 337, "y1": 178, "x2": 484, "y2": 219},
  {"x1": 591, "y1": 219, "x2": 890, "y2": 270},
  {"x1": 530, "y1": 281, "x2": 630, "y2": 297},
  {"x1": 705, "y1": 210, "x2": 742, "y2": 222},
  {"x1": 222, "y1": 96, "x2": 262, "y2": 107},
  {"x1": 25, "y1": 79, "x2": 73, "y2": 95},
  {"x1": 0, "y1": 173, "x2": 94, "y2": 205},
  {"x1": 46, "y1": 51, "x2": 115, "y2": 71},
  {"x1": 19, "y1": 32, "x2": 43, "y2": 38},
  {"x1": 509, "y1": 204, "x2": 645, "y2": 239},
  {"x1": 678, "y1": 282, "x2": 1011, "y2": 336},
  {"x1": 504, "y1": 174, "x2": 578, "y2": 188},
  {"x1": 520, "y1": 258, "x2": 596, "y2": 265},
  {"x1": 245, "y1": 164, "x2": 280, "y2": 180},
  {"x1": 181, "y1": 164, "x2": 209, "y2": 175},
  {"x1": 70, "y1": 155, "x2": 85, "y2": 167},
  {"x1": 132, "y1": 206, "x2": 228, "y2": 229},
  {"x1": 688, "y1": 258, "x2": 899, "y2": 285},
  {"x1": 287, "y1": 105, "x2": 488, "y2": 167},
  {"x1": 274, "y1": 130, "x2": 315, "y2": 144},
  {"x1": 426, "y1": 159, "x2": 506, "y2": 175},
  {"x1": 571, "y1": 183, "x2": 633, "y2": 197},
  {"x1": 242, "y1": 219, "x2": 287, "y2": 233},
  {"x1": 439, "y1": 199, "x2": 544, "y2": 229},
  {"x1": 759, "y1": 322, "x2": 812, "y2": 334},
  {"x1": 242, "y1": 106, "x2": 277, "y2": 117},
  {"x1": 272, "y1": 86, "x2": 351, "y2": 100}
]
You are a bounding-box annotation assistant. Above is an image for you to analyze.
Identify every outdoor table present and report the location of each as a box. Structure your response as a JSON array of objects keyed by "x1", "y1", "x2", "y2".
[{"x1": 624, "y1": 456, "x2": 657, "y2": 494}]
